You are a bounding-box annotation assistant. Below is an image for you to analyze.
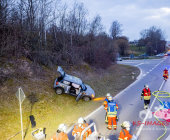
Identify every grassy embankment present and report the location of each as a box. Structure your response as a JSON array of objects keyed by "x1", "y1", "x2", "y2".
[{"x1": 0, "y1": 59, "x2": 140, "y2": 140}]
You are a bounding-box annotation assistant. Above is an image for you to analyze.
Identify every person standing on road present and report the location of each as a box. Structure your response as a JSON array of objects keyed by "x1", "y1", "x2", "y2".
[
  {"x1": 72, "y1": 117, "x2": 92, "y2": 140},
  {"x1": 163, "y1": 67, "x2": 169, "y2": 81},
  {"x1": 107, "y1": 96, "x2": 119, "y2": 130},
  {"x1": 141, "y1": 85, "x2": 151, "y2": 109},
  {"x1": 50, "y1": 124, "x2": 69, "y2": 140},
  {"x1": 103, "y1": 93, "x2": 111, "y2": 123}
]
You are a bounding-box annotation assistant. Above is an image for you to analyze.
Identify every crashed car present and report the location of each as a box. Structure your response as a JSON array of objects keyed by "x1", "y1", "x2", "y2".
[{"x1": 54, "y1": 66, "x2": 95, "y2": 101}]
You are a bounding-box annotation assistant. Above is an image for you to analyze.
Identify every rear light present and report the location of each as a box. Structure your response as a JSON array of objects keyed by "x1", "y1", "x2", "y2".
[{"x1": 56, "y1": 82, "x2": 58, "y2": 85}]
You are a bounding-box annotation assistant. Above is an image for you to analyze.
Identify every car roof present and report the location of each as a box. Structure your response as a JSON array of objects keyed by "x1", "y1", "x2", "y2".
[{"x1": 63, "y1": 74, "x2": 83, "y2": 85}]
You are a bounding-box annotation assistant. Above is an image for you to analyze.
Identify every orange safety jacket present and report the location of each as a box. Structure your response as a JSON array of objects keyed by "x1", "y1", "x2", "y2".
[
  {"x1": 141, "y1": 88, "x2": 151, "y2": 100},
  {"x1": 72, "y1": 123, "x2": 92, "y2": 140},
  {"x1": 49, "y1": 132, "x2": 69, "y2": 140},
  {"x1": 103, "y1": 98, "x2": 109, "y2": 110},
  {"x1": 118, "y1": 129, "x2": 132, "y2": 140}
]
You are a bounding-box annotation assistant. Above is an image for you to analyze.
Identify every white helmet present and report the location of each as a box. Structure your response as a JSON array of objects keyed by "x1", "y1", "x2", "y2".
[
  {"x1": 106, "y1": 93, "x2": 111, "y2": 97},
  {"x1": 122, "y1": 121, "x2": 131, "y2": 131},
  {"x1": 78, "y1": 117, "x2": 84, "y2": 124},
  {"x1": 144, "y1": 85, "x2": 149, "y2": 88},
  {"x1": 165, "y1": 67, "x2": 167, "y2": 70},
  {"x1": 58, "y1": 124, "x2": 67, "y2": 133},
  {"x1": 108, "y1": 96, "x2": 113, "y2": 101}
]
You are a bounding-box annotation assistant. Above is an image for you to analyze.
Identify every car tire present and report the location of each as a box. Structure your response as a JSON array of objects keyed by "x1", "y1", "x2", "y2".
[
  {"x1": 83, "y1": 96, "x2": 90, "y2": 101},
  {"x1": 55, "y1": 88, "x2": 64, "y2": 95}
]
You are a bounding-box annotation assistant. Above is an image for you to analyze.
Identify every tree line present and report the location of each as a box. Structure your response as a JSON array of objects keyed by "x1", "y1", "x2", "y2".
[
  {"x1": 0, "y1": 0, "x2": 130, "y2": 69},
  {"x1": 137, "y1": 26, "x2": 167, "y2": 55}
]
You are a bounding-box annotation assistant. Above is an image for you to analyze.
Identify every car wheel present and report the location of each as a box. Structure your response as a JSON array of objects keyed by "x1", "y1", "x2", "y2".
[
  {"x1": 55, "y1": 88, "x2": 64, "y2": 94},
  {"x1": 83, "y1": 96, "x2": 90, "y2": 101}
]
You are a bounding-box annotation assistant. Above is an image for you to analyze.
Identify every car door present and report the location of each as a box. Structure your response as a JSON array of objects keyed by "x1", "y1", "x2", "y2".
[{"x1": 57, "y1": 66, "x2": 65, "y2": 77}]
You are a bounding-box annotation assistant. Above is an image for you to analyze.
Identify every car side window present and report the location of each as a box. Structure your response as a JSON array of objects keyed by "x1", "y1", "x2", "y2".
[{"x1": 62, "y1": 80, "x2": 70, "y2": 85}]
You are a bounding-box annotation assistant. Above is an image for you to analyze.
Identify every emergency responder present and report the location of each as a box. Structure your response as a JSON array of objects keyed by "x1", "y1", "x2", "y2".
[
  {"x1": 141, "y1": 85, "x2": 151, "y2": 109},
  {"x1": 107, "y1": 96, "x2": 119, "y2": 130},
  {"x1": 50, "y1": 124, "x2": 69, "y2": 140},
  {"x1": 103, "y1": 93, "x2": 111, "y2": 123},
  {"x1": 118, "y1": 121, "x2": 132, "y2": 140},
  {"x1": 72, "y1": 117, "x2": 92, "y2": 140},
  {"x1": 163, "y1": 67, "x2": 169, "y2": 81}
]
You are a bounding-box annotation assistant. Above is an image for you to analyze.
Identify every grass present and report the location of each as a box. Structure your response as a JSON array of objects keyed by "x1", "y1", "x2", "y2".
[
  {"x1": 0, "y1": 62, "x2": 140, "y2": 140},
  {"x1": 128, "y1": 45, "x2": 146, "y2": 56}
]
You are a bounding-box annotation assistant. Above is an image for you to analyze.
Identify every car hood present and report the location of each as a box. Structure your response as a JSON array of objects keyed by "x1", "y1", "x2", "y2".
[{"x1": 84, "y1": 84, "x2": 95, "y2": 96}]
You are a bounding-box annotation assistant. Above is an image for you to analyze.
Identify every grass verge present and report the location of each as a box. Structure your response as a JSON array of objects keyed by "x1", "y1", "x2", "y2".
[{"x1": 0, "y1": 62, "x2": 140, "y2": 140}]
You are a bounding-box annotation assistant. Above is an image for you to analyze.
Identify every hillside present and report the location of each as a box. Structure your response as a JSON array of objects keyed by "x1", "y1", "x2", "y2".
[{"x1": 0, "y1": 58, "x2": 140, "y2": 140}]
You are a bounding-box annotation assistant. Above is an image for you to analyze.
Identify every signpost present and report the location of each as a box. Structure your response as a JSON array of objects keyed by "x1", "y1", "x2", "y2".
[{"x1": 15, "y1": 87, "x2": 26, "y2": 140}]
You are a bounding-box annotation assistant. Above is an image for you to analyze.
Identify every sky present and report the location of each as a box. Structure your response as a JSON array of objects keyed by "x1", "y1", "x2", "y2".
[{"x1": 60, "y1": 0, "x2": 170, "y2": 41}]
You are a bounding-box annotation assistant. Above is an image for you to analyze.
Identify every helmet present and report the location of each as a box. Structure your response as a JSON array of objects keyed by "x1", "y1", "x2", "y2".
[
  {"x1": 106, "y1": 93, "x2": 111, "y2": 97},
  {"x1": 144, "y1": 85, "x2": 148, "y2": 87},
  {"x1": 121, "y1": 121, "x2": 131, "y2": 131},
  {"x1": 58, "y1": 124, "x2": 67, "y2": 133},
  {"x1": 165, "y1": 67, "x2": 167, "y2": 70},
  {"x1": 108, "y1": 96, "x2": 113, "y2": 101},
  {"x1": 78, "y1": 117, "x2": 84, "y2": 124}
]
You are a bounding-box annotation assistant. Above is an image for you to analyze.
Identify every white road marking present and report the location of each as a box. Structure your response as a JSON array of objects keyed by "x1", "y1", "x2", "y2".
[
  {"x1": 136, "y1": 80, "x2": 165, "y2": 137},
  {"x1": 136, "y1": 67, "x2": 169, "y2": 137},
  {"x1": 135, "y1": 63, "x2": 143, "y2": 66},
  {"x1": 150, "y1": 70, "x2": 152, "y2": 71},
  {"x1": 143, "y1": 74, "x2": 146, "y2": 76},
  {"x1": 147, "y1": 72, "x2": 149, "y2": 73}
]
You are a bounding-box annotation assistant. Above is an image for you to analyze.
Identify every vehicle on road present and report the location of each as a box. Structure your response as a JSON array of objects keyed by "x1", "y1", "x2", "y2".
[
  {"x1": 165, "y1": 52, "x2": 170, "y2": 56},
  {"x1": 116, "y1": 57, "x2": 122, "y2": 61},
  {"x1": 54, "y1": 66, "x2": 95, "y2": 101},
  {"x1": 156, "y1": 53, "x2": 165, "y2": 57},
  {"x1": 138, "y1": 53, "x2": 148, "y2": 58}
]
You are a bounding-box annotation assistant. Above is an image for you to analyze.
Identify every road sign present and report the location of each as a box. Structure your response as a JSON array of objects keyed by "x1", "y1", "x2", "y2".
[
  {"x1": 15, "y1": 87, "x2": 26, "y2": 103},
  {"x1": 15, "y1": 87, "x2": 26, "y2": 140}
]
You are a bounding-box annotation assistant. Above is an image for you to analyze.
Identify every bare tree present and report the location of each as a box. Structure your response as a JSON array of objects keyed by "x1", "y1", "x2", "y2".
[{"x1": 109, "y1": 20, "x2": 122, "y2": 41}]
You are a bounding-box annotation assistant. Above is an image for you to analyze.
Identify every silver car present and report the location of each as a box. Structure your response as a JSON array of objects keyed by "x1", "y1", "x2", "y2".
[{"x1": 54, "y1": 66, "x2": 95, "y2": 101}]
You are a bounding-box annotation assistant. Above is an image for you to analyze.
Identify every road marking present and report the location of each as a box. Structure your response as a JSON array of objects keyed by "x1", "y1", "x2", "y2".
[
  {"x1": 150, "y1": 70, "x2": 152, "y2": 71},
  {"x1": 135, "y1": 63, "x2": 143, "y2": 66},
  {"x1": 143, "y1": 74, "x2": 146, "y2": 76},
  {"x1": 136, "y1": 67, "x2": 169, "y2": 137},
  {"x1": 136, "y1": 80, "x2": 165, "y2": 137},
  {"x1": 147, "y1": 72, "x2": 149, "y2": 73}
]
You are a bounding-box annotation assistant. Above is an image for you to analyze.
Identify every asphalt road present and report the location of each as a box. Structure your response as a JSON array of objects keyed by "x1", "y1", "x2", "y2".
[{"x1": 67, "y1": 56, "x2": 170, "y2": 140}]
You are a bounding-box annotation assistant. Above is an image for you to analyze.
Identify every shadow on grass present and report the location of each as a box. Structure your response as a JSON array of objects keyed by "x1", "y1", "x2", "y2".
[{"x1": 24, "y1": 92, "x2": 38, "y2": 139}]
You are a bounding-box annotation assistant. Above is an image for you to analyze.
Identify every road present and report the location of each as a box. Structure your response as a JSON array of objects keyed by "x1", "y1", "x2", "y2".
[{"x1": 67, "y1": 57, "x2": 170, "y2": 140}]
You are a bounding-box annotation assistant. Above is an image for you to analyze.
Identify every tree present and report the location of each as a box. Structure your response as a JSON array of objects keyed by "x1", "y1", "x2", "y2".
[
  {"x1": 109, "y1": 20, "x2": 122, "y2": 41},
  {"x1": 140, "y1": 26, "x2": 167, "y2": 54},
  {"x1": 115, "y1": 36, "x2": 129, "y2": 56}
]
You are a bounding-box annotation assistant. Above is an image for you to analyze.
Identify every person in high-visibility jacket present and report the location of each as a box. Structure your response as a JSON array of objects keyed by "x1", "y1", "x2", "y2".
[
  {"x1": 106, "y1": 96, "x2": 119, "y2": 130},
  {"x1": 103, "y1": 93, "x2": 111, "y2": 123},
  {"x1": 163, "y1": 67, "x2": 169, "y2": 81},
  {"x1": 118, "y1": 121, "x2": 132, "y2": 140},
  {"x1": 141, "y1": 85, "x2": 151, "y2": 109},
  {"x1": 50, "y1": 124, "x2": 69, "y2": 140},
  {"x1": 72, "y1": 117, "x2": 92, "y2": 140}
]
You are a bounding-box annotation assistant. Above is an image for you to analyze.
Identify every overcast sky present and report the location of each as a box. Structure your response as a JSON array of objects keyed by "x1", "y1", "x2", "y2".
[{"x1": 60, "y1": 0, "x2": 170, "y2": 41}]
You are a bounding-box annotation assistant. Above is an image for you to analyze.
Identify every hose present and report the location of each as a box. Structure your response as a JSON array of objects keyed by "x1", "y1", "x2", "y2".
[{"x1": 152, "y1": 91, "x2": 170, "y2": 140}]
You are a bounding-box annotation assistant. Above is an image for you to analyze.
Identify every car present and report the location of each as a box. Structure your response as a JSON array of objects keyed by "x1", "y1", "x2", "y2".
[
  {"x1": 165, "y1": 52, "x2": 170, "y2": 56},
  {"x1": 138, "y1": 54, "x2": 148, "y2": 58},
  {"x1": 54, "y1": 66, "x2": 95, "y2": 101},
  {"x1": 156, "y1": 53, "x2": 165, "y2": 57},
  {"x1": 116, "y1": 57, "x2": 122, "y2": 61}
]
